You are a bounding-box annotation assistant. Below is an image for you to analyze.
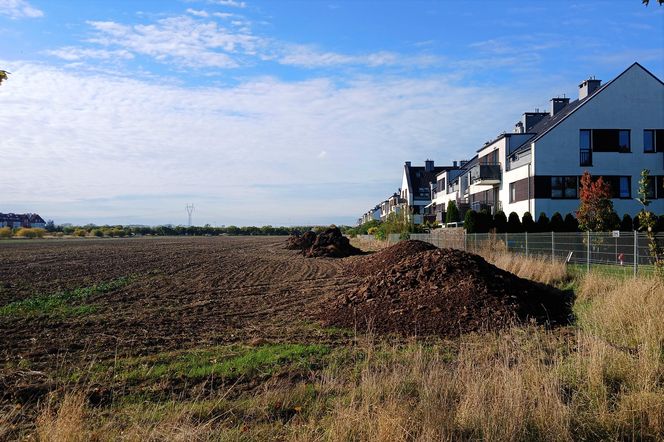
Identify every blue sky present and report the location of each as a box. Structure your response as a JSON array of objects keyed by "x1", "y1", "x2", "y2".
[{"x1": 1, "y1": 0, "x2": 663, "y2": 226}]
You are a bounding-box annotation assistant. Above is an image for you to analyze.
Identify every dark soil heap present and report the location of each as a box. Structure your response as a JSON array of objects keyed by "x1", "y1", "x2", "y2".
[
  {"x1": 286, "y1": 227, "x2": 363, "y2": 258},
  {"x1": 349, "y1": 240, "x2": 437, "y2": 277},
  {"x1": 323, "y1": 243, "x2": 572, "y2": 336}
]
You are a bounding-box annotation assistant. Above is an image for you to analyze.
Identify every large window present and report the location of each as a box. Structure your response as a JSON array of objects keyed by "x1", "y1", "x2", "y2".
[
  {"x1": 580, "y1": 129, "x2": 631, "y2": 153},
  {"x1": 619, "y1": 176, "x2": 630, "y2": 198},
  {"x1": 551, "y1": 176, "x2": 578, "y2": 199},
  {"x1": 644, "y1": 129, "x2": 664, "y2": 153}
]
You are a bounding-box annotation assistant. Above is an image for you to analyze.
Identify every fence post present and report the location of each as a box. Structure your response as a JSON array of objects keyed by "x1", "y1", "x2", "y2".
[
  {"x1": 634, "y1": 231, "x2": 638, "y2": 277},
  {"x1": 525, "y1": 231, "x2": 529, "y2": 258},
  {"x1": 505, "y1": 232, "x2": 508, "y2": 252},
  {"x1": 587, "y1": 230, "x2": 591, "y2": 272},
  {"x1": 464, "y1": 232, "x2": 467, "y2": 251},
  {"x1": 551, "y1": 231, "x2": 555, "y2": 263}
]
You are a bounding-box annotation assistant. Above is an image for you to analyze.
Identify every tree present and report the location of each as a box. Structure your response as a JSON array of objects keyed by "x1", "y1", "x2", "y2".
[
  {"x1": 576, "y1": 171, "x2": 615, "y2": 231},
  {"x1": 550, "y1": 212, "x2": 565, "y2": 232},
  {"x1": 493, "y1": 211, "x2": 507, "y2": 233},
  {"x1": 0, "y1": 70, "x2": 8, "y2": 86},
  {"x1": 536, "y1": 212, "x2": 550, "y2": 232},
  {"x1": 521, "y1": 212, "x2": 536, "y2": 232},
  {"x1": 464, "y1": 210, "x2": 478, "y2": 233},
  {"x1": 636, "y1": 169, "x2": 663, "y2": 274},
  {"x1": 620, "y1": 214, "x2": 633, "y2": 232},
  {"x1": 507, "y1": 212, "x2": 522, "y2": 233},
  {"x1": 564, "y1": 213, "x2": 579, "y2": 232},
  {"x1": 642, "y1": 0, "x2": 664, "y2": 5},
  {"x1": 445, "y1": 200, "x2": 460, "y2": 224}
]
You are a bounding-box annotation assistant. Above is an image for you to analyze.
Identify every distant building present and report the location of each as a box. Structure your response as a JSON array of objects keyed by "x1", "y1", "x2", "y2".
[{"x1": 0, "y1": 213, "x2": 46, "y2": 228}]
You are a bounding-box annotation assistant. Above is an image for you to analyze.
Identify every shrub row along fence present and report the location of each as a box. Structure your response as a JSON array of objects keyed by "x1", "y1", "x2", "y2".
[{"x1": 387, "y1": 231, "x2": 663, "y2": 276}]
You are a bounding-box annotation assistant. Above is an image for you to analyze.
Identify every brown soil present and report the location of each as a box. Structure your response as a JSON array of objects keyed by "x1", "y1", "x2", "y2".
[
  {"x1": 320, "y1": 242, "x2": 572, "y2": 337},
  {"x1": 286, "y1": 227, "x2": 362, "y2": 258},
  {"x1": 349, "y1": 239, "x2": 437, "y2": 277}
]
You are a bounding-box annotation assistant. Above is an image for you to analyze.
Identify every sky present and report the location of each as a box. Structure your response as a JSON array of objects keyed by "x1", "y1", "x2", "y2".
[{"x1": 0, "y1": 0, "x2": 663, "y2": 226}]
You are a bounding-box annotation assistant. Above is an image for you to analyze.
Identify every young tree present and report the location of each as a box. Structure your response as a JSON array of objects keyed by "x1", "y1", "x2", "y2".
[
  {"x1": 536, "y1": 212, "x2": 550, "y2": 232},
  {"x1": 507, "y1": 212, "x2": 523, "y2": 233},
  {"x1": 576, "y1": 171, "x2": 615, "y2": 231},
  {"x1": 550, "y1": 212, "x2": 565, "y2": 232},
  {"x1": 0, "y1": 70, "x2": 8, "y2": 86},
  {"x1": 620, "y1": 214, "x2": 633, "y2": 232},
  {"x1": 464, "y1": 210, "x2": 478, "y2": 233},
  {"x1": 445, "y1": 200, "x2": 460, "y2": 224},
  {"x1": 493, "y1": 211, "x2": 508, "y2": 233},
  {"x1": 521, "y1": 212, "x2": 536, "y2": 232},
  {"x1": 564, "y1": 213, "x2": 579, "y2": 232},
  {"x1": 636, "y1": 169, "x2": 663, "y2": 274}
]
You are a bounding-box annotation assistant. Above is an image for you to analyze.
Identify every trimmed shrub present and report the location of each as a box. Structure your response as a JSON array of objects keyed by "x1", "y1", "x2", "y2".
[
  {"x1": 464, "y1": 210, "x2": 478, "y2": 233},
  {"x1": 493, "y1": 211, "x2": 508, "y2": 233},
  {"x1": 563, "y1": 213, "x2": 579, "y2": 232},
  {"x1": 446, "y1": 201, "x2": 460, "y2": 224},
  {"x1": 620, "y1": 214, "x2": 633, "y2": 232},
  {"x1": 507, "y1": 212, "x2": 522, "y2": 233},
  {"x1": 550, "y1": 212, "x2": 565, "y2": 232},
  {"x1": 521, "y1": 212, "x2": 536, "y2": 233},
  {"x1": 536, "y1": 212, "x2": 550, "y2": 232}
]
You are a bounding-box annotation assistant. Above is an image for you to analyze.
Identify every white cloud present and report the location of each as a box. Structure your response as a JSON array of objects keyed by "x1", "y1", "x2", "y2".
[
  {"x1": 83, "y1": 16, "x2": 261, "y2": 68},
  {"x1": 46, "y1": 47, "x2": 134, "y2": 61},
  {"x1": 0, "y1": 61, "x2": 537, "y2": 225},
  {"x1": 0, "y1": 0, "x2": 43, "y2": 19},
  {"x1": 210, "y1": 0, "x2": 246, "y2": 8},
  {"x1": 277, "y1": 45, "x2": 441, "y2": 68},
  {"x1": 186, "y1": 8, "x2": 209, "y2": 18}
]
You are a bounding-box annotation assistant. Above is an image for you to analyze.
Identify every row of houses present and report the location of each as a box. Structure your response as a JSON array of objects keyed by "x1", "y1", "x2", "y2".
[
  {"x1": 359, "y1": 62, "x2": 664, "y2": 226},
  {"x1": 0, "y1": 213, "x2": 47, "y2": 228}
]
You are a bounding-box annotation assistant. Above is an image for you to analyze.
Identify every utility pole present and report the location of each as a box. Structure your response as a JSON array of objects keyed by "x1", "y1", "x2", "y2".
[{"x1": 185, "y1": 204, "x2": 194, "y2": 227}]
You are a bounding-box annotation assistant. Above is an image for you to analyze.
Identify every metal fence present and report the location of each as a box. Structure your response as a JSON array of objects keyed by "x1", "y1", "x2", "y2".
[{"x1": 388, "y1": 231, "x2": 664, "y2": 275}]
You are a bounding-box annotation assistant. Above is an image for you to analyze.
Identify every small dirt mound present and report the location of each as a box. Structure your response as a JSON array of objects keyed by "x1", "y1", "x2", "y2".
[
  {"x1": 349, "y1": 240, "x2": 438, "y2": 277},
  {"x1": 321, "y1": 248, "x2": 572, "y2": 336},
  {"x1": 286, "y1": 227, "x2": 363, "y2": 258}
]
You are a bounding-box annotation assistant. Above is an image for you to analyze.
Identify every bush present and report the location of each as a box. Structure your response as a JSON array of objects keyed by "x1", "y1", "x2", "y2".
[
  {"x1": 550, "y1": 212, "x2": 565, "y2": 232},
  {"x1": 367, "y1": 226, "x2": 378, "y2": 236},
  {"x1": 507, "y1": 212, "x2": 522, "y2": 233},
  {"x1": 0, "y1": 226, "x2": 12, "y2": 238},
  {"x1": 464, "y1": 210, "x2": 478, "y2": 233},
  {"x1": 73, "y1": 229, "x2": 87, "y2": 237},
  {"x1": 563, "y1": 213, "x2": 579, "y2": 232},
  {"x1": 477, "y1": 210, "x2": 493, "y2": 233},
  {"x1": 493, "y1": 211, "x2": 507, "y2": 233},
  {"x1": 536, "y1": 212, "x2": 550, "y2": 232},
  {"x1": 446, "y1": 201, "x2": 460, "y2": 224},
  {"x1": 521, "y1": 212, "x2": 535, "y2": 233},
  {"x1": 15, "y1": 228, "x2": 45, "y2": 238},
  {"x1": 91, "y1": 229, "x2": 104, "y2": 237},
  {"x1": 620, "y1": 214, "x2": 633, "y2": 231}
]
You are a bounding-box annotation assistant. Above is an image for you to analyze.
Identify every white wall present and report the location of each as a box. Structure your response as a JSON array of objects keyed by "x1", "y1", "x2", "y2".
[{"x1": 534, "y1": 64, "x2": 664, "y2": 217}]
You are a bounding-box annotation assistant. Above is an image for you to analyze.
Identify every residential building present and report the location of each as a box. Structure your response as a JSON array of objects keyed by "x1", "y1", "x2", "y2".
[
  {"x1": 399, "y1": 160, "x2": 450, "y2": 224},
  {"x1": 432, "y1": 62, "x2": 664, "y2": 224},
  {"x1": 0, "y1": 213, "x2": 46, "y2": 228}
]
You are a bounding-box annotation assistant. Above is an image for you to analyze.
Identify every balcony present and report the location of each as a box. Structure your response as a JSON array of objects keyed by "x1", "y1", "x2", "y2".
[{"x1": 470, "y1": 163, "x2": 501, "y2": 185}]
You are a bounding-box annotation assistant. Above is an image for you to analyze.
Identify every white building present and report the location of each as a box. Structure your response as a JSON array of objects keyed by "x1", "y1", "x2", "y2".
[
  {"x1": 433, "y1": 62, "x2": 664, "y2": 224},
  {"x1": 399, "y1": 160, "x2": 450, "y2": 224}
]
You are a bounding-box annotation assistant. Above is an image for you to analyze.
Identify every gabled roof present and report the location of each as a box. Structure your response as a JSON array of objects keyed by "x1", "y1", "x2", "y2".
[
  {"x1": 530, "y1": 62, "x2": 663, "y2": 144},
  {"x1": 405, "y1": 165, "x2": 448, "y2": 200}
]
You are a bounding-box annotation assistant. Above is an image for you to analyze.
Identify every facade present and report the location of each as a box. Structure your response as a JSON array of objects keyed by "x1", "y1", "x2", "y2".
[
  {"x1": 0, "y1": 213, "x2": 46, "y2": 228},
  {"x1": 399, "y1": 160, "x2": 449, "y2": 224},
  {"x1": 431, "y1": 62, "x2": 664, "y2": 224},
  {"x1": 360, "y1": 62, "x2": 664, "y2": 226}
]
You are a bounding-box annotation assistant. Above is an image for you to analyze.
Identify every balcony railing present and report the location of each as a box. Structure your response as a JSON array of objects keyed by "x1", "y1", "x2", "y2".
[{"x1": 470, "y1": 163, "x2": 501, "y2": 185}]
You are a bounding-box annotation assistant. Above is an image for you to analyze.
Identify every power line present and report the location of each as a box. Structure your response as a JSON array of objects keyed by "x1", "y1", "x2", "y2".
[{"x1": 185, "y1": 204, "x2": 194, "y2": 227}]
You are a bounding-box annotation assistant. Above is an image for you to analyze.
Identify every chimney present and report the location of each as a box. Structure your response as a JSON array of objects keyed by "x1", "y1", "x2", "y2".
[
  {"x1": 550, "y1": 97, "x2": 570, "y2": 116},
  {"x1": 424, "y1": 159, "x2": 434, "y2": 172},
  {"x1": 522, "y1": 112, "x2": 548, "y2": 131},
  {"x1": 514, "y1": 121, "x2": 524, "y2": 134},
  {"x1": 459, "y1": 160, "x2": 468, "y2": 167},
  {"x1": 405, "y1": 161, "x2": 411, "y2": 168},
  {"x1": 453, "y1": 160, "x2": 458, "y2": 168},
  {"x1": 579, "y1": 77, "x2": 601, "y2": 100}
]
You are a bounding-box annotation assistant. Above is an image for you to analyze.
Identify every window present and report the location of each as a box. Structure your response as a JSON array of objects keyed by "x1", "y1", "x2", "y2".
[
  {"x1": 619, "y1": 176, "x2": 630, "y2": 198},
  {"x1": 551, "y1": 176, "x2": 578, "y2": 199},
  {"x1": 510, "y1": 182, "x2": 516, "y2": 203},
  {"x1": 593, "y1": 129, "x2": 630, "y2": 153},
  {"x1": 580, "y1": 130, "x2": 592, "y2": 166},
  {"x1": 644, "y1": 129, "x2": 664, "y2": 153},
  {"x1": 644, "y1": 130, "x2": 655, "y2": 153}
]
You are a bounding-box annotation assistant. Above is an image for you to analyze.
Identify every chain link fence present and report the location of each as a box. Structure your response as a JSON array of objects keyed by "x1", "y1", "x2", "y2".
[{"x1": 387, "y1": 231, "x2": 663, "y2": 276}]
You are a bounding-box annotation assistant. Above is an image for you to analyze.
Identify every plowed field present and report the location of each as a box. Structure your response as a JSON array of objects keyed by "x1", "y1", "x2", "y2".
[{"x1": 0, "y1": 237, "x2": 359, "y2": 371}]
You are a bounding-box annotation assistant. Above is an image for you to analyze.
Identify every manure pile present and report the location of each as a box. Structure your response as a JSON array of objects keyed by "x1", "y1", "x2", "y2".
[
  {"x1": 286, "y1": 226, "x2": 362, "y2": 258},
  {"x1": 320, "y1": 240, "x2": 572, "y2": 336}
]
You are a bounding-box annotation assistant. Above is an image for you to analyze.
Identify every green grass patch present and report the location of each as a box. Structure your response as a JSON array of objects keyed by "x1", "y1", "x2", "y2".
[
  {"x1": 0, "y1": 276, "x2": 133, "y2": 318},
  {"x1": 103, "y1": 343, "x2": 331, "y2": 383}
]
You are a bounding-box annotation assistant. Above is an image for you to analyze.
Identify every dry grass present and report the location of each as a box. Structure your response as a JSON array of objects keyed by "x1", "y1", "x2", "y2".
[{"x1": 19, "y1": 261, "x2": 664, "y2": 441}]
